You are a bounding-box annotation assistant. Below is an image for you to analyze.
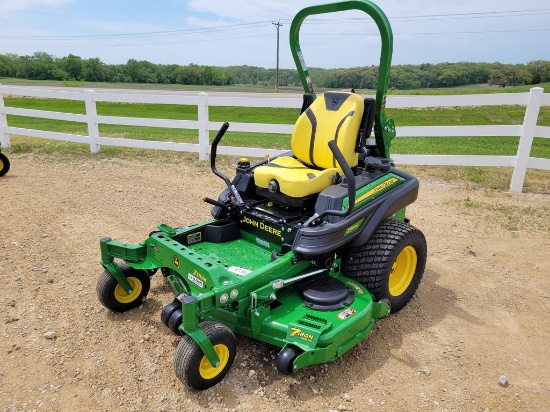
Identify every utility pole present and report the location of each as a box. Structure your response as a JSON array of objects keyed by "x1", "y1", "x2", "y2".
[{"x1": 272, "y1": 21, "x2": 283, "y2": 93}]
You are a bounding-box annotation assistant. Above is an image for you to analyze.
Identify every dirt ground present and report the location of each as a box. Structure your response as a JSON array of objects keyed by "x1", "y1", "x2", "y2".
[{"x1": 1, "y1": 153, "x2": 549, "y2": 412}]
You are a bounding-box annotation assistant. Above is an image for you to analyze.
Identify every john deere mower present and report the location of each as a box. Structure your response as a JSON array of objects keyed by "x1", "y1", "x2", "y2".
[{"x1": 97, "y1": 0, "x2": 426, "y2": 390}]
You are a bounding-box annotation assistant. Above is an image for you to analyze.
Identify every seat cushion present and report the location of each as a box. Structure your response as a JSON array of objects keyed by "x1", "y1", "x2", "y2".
[
  {"x1": 254, "y1": 92, "x2": 363, "y2": 200},
  {"x1": 292, "y1": 92, "x2": 364, "y2": 171},
  {"x1": 254, "y1": 156, "x2": 338, "y2": 198}
]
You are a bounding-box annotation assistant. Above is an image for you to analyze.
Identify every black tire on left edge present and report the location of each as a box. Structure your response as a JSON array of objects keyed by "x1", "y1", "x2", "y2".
[{"x1": 0, "y1": 152, "x2": 10, "y2": 176}]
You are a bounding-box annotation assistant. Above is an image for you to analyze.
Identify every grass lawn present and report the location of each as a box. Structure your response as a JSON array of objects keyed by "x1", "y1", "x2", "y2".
[
  {"x1": 2, "y1": 82, "x2": 549, "y2": 192},
  {"x1": 4, "y1": 93, "x2": 550, "y2": 157}
]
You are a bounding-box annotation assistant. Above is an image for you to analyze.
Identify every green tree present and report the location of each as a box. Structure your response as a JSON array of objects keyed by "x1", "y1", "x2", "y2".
[
  {"x1": 60, "y1": 54, "x2": 82, "y2": 80},
  {"x1": 526, "y1": 60, "x2": 550, "y2": 84},
  {"x1": 0, "y1": 54, "x2": 16, "y2": 77},
  {"x1": 488, "y1": 65, "x2": 527, "y2": 87},
  {"x1": 82, "y1": 58, "x2": 105, "y2": 82}
]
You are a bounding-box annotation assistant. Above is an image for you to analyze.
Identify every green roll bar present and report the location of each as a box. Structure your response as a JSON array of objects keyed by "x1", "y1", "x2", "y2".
[{"x1": 289, "y1": 0, "x2": 396, "y2": 159}]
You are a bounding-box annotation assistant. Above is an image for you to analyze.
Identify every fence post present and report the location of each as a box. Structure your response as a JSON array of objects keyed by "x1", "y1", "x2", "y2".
[
  {"x1": 510, "y1": 87, "x2": 544, "y2": 193},
  {"x1": 84, "y1": 89, "x2": 100, "y2": 153},
  {"x1": 0, "y1": 84, "x2": 10, "y2": 148},
  {"x1": 198, "y1": 92, "x2": 209, "y2": 161}
]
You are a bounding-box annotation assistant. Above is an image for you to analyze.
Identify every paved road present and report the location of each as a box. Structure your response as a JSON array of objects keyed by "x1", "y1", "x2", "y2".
[{"x1": 1, "y1": 84, "x2": 302, "y2": 99}]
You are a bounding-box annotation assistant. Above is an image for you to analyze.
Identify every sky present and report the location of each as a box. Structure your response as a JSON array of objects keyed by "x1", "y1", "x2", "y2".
[{"x1": 0, "y1": 0, "x2": 549, "y2": 69}]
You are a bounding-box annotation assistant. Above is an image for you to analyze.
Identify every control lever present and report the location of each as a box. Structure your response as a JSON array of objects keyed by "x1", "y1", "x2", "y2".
[
  {"x1": 210, "y1": 122, "x2": 244, "y2": 205},
  {"x1": 303, "y1": 140, "x2": 356, "y2": 226}
]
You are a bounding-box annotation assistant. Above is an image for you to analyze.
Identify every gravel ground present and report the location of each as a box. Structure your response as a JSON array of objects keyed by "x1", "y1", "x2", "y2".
[{"x1": 1, "y1": 153, "x2": 549, "y2": 412}]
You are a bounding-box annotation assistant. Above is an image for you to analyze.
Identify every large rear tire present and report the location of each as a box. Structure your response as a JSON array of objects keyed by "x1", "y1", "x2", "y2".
[{"x1": 342, "y1": 219, "x2": 427, "y2": 313}]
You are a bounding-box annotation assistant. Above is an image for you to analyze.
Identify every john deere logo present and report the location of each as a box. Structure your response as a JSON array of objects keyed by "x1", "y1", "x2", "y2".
[{"x1": 173, "y1": 256, "x2": 180, "y2": 268}]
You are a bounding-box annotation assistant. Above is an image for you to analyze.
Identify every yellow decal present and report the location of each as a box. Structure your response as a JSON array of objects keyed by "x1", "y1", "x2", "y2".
[
  {"x1": 173, "y1": 256, "x2": 180, "y2": 268},
  {"x1": 344, "y1": 219, "x2": 363, "y2": 236},
  {"x1": 242, "y1": 216, "x2": 282, "y2": 237},
  {"x1": 355, "y1": 177, "x2": 399, "y2": 205},
  {"x1": 289, "y1": 327, "x2": 314, "y2": 342}
]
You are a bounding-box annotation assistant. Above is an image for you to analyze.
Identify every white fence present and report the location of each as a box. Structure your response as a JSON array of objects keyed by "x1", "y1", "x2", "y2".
[{"x1": 0, "y1": 85, "x2": 549, "y2": 193}]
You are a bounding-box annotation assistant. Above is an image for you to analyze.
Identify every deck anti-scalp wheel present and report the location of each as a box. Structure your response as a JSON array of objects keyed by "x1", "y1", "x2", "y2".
[
  {"x1": 342, "y1": 219, "x2": 427, "y2": 313},
  {"x1": 276, "y1": 346, "x2": 300, "y2": 375},
  {"x1": 173, "y1": 322, "x2": 236, "y2": 390},
  {"x1": 96, "y1": 263, "x2": 151, "y2": 312},
  {"x1": 161, "y1": 301, "x2": 181, "y2": 327},
  {"x1": 0, "y1": 152, "x2": 10, "y2": 176}
]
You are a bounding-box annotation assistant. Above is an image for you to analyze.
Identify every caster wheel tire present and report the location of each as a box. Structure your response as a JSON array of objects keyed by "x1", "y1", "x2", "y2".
[
  {"x1": 342, "y1": 219, "x2": 427, "y2": 313},
  {"x1": 167, "y1": 308, "x2": 183, "y2": 336},
  {"x1": 0, "y1": 152, "x2": 10, "y2": 176},
  {"x1": 96, "y1": 263, "x2": 151, "y2": 312},
  {"x1": 161, "y1": 301, "x2": 181, "y2": 327},
  {"x1": 174, "y1": 322, "x2": 236, "y2": 390},
  {"x1": 276, "y1": 346, "x2": 300, "y2": 375}
]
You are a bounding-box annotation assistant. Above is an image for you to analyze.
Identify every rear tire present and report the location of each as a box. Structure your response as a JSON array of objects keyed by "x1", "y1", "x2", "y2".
[{"x1": 342, "y1": 219, "x2": 427, "y2": 313}]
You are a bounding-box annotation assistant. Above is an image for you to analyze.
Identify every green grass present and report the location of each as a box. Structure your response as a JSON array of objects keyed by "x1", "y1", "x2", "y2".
[
  {"x1": 4, "y1": 85, "x2": 549, "y2": 193},
  {"x1": 5, "y1": 94, "x2": 550, "y2": 159},
  {"x1": 382, "y1": 82, "x2": 550, "y2": 95}
]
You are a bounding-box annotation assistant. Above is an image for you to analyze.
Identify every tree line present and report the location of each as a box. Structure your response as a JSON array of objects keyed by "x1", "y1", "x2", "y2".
[{"x1": 1, "y1": 52, "x2": 549, "y2": 89}]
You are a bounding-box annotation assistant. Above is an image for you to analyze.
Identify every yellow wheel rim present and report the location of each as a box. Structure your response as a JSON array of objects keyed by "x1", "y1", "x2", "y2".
[
  {"x1": 114, "y1": 277, "x2": 142, "y2": 304},
  {"x1": 199, "y1": 344, "x2": 230, "y2": 379},
  {"x1": 389, "y1": 246, "x2": 417, "y2": 296}
]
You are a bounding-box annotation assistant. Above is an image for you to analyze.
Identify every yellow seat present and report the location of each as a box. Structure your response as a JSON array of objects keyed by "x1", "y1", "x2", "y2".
[{"x1": 254, "y1": 92, "x2": 364, "y2": 198}]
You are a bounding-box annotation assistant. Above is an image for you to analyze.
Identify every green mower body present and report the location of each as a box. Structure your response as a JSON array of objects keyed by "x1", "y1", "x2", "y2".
[{"x1": 97, "y1": 0, "x2": 427, "y2": 390}]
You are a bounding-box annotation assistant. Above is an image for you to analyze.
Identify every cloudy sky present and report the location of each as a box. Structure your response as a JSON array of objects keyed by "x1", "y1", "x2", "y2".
[{"x1": 0, "y1": 0, "x2": 549, "y2": 68}]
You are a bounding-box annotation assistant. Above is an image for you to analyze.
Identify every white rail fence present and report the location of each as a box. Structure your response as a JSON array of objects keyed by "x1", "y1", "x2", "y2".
[{"x1": 0, "y1": 85, "x2": 548, "y2": 193}]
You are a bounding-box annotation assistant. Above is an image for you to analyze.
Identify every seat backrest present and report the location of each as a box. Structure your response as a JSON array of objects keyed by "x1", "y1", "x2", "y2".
[{"x1": 291, "y1": 92, "x2": 364, "y2": 172}]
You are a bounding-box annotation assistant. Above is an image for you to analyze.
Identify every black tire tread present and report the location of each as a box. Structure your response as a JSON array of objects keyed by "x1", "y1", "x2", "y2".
[{"x1": 342, "y1": 219, "x2": 427, "y2": 312}]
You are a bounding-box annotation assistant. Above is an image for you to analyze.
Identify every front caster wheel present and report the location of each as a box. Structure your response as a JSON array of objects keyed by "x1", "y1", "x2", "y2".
[
  {"x1": 96, "y1": 263, "x2": 151, "y2": 312},
  {"x1": 174, "y1": 322, "x2": 236, "y2": 390}
]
